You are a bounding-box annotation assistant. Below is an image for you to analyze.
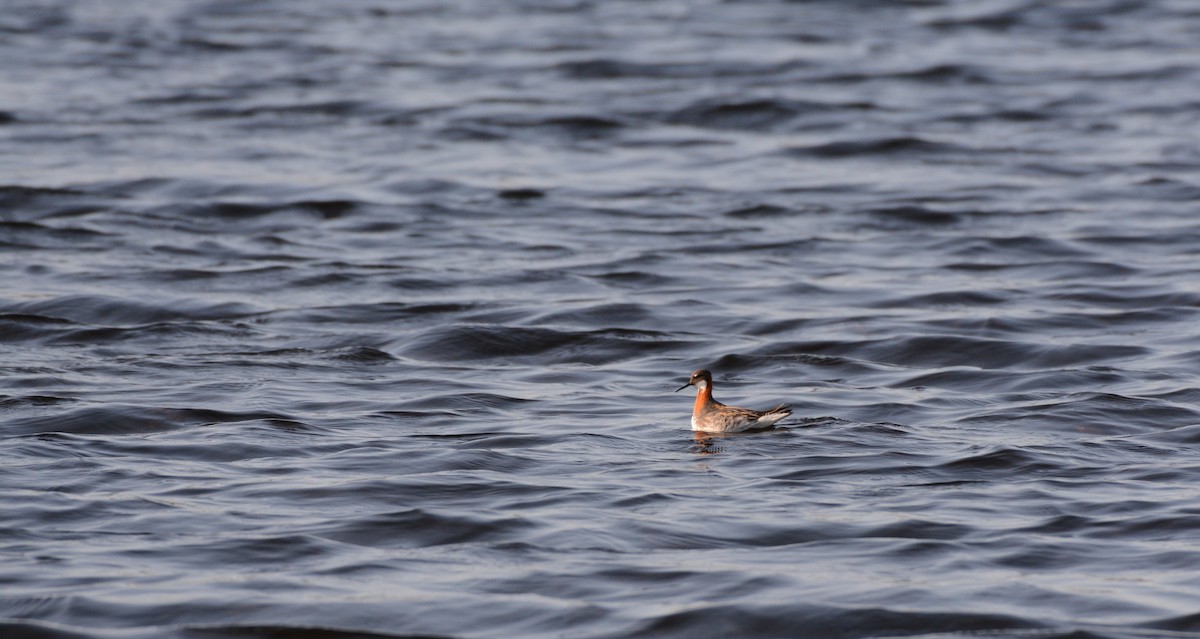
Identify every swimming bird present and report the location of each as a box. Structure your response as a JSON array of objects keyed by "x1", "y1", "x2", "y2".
[{"x1": 675, "y1": 368, "x2": 791, "y2": 433}]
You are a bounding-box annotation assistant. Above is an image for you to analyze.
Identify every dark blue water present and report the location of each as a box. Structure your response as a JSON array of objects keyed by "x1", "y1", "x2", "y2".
[{"x1": 5, "y1": 1, "x2": 1200, "y2": 638}]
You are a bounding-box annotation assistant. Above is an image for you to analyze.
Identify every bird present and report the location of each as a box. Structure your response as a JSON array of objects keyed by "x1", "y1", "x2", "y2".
[{"x1": 675, "y1": 368, "x2": 791, "y2": 433}]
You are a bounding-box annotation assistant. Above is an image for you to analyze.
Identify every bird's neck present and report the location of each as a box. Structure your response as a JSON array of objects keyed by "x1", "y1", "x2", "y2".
[{"x1": 693, "y1": 381, "x2": 712, "y2": 413}]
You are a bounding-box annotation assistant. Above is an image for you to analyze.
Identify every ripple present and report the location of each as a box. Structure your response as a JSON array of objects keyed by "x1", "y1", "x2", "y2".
[
  {"x1": 626, "y1": 603, "x2": 1040, "y2": 639},
  {"x1": 5, "y1": 405, "x2": 293, "y2": 437},
  {"x1": 784, "y1": 136, "x2": 971, "y2": 159},
  {"x1": 2, "y1": 295, "x2": 259, "y2": 327},
  {"x1": 315, "y1": 508, "x2": 538, "y2": 550},
  {"x1": 401, "y1": 325, "x2": 686, "y2": 364}
]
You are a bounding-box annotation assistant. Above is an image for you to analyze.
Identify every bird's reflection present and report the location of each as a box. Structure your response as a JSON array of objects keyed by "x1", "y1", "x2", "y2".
[
  {"x1": 691, "y1": 426, "x2": 793, "y2": 455},
  {"x1": 691, "y1": 431, "x2": 727, "y2": 455}
]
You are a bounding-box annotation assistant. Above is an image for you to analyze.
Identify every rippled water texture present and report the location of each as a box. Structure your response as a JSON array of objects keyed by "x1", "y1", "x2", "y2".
[{"x1": 5, "y1": 1, "x2": 1200, "y2": 638}]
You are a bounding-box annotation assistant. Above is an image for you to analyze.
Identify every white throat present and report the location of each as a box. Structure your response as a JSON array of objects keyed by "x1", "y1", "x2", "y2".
[{"x1": 696, "y1": 380, "x2": 708, "y2": 391}]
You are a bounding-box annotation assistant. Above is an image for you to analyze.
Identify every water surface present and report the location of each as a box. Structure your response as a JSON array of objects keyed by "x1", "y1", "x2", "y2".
[{"x1": 5, "y1": 1, "x2": 1200, "y2": 638}]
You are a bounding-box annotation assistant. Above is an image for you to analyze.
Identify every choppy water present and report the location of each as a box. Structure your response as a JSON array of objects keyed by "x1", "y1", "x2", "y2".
[{"x1": 5, "y1": 1, "x2": 1200, "y2": 638}]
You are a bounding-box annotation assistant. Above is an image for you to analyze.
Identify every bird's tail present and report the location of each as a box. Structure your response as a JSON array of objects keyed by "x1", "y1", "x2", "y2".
[{"x1": 757, "y1": 404, "x2": 792, "y2": 426}]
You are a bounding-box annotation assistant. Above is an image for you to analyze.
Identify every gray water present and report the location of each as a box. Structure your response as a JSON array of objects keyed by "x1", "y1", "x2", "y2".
[{"x1": 5, "y1": 1, "x2": 1200, "y2": 638}]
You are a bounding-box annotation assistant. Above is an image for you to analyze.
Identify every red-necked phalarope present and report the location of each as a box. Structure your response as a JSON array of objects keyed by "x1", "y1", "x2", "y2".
[{"x1": 675, "y1": 368, "x2": 791, "y2": 433}]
